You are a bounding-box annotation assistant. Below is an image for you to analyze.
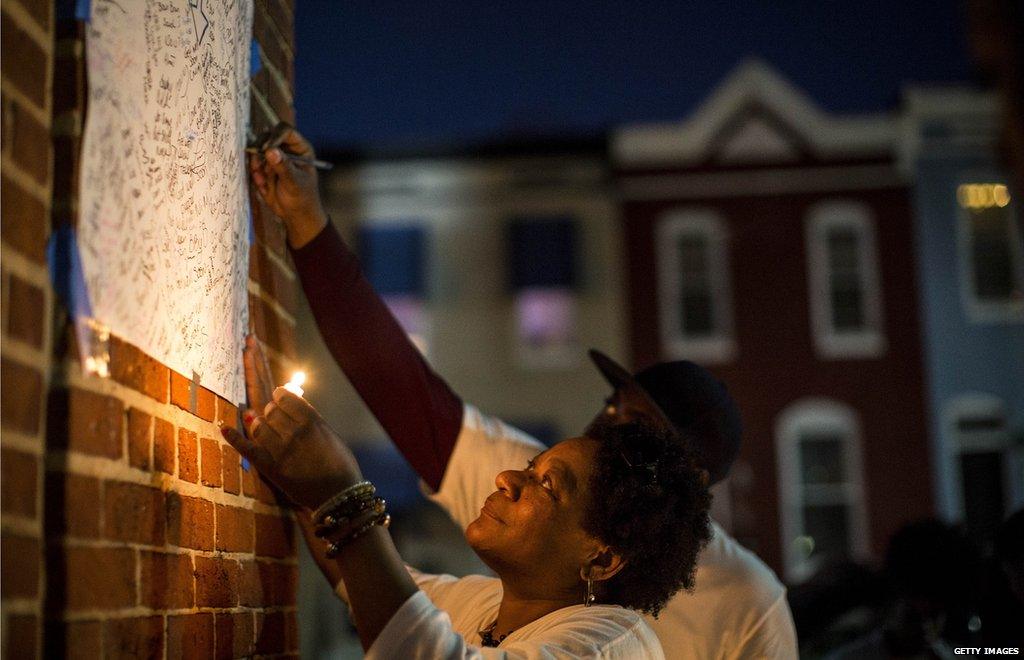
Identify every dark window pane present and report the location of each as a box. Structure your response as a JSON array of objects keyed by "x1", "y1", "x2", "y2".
[
  {"x1": 969, "y1": 207, "x2": 1016, "y2": 301},
  {"x1": 803, "y1": 504, "x2": 851, "y2": 564},
  {"x1": 676, "y1": 235, "x2": 715, "y2": 336},
  {"x1": 960, "y1": 452, "x2": 1005, "y2": 553},
  {"x1": 831, "y1": 287, "x2": 864, "y2": 330},
  {"x1": 827, "y1": 229, "x2": 865, "y2": 331},
  {"x1": 799, "y1": 435, "x2": 845, "y2": 485},
  {"x1": 681, "y1": 293, "x2": 714, "y2": 336}
]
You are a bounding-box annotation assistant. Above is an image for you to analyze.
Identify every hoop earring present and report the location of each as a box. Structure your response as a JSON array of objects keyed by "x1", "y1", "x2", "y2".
[{"x1": 584, "y1": 577, "x2": 595, "y2": 607}]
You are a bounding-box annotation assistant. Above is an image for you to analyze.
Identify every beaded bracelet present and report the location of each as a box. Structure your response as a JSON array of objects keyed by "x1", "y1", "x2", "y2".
[
  {"x1": 324, "y1": 512, "x2": 392, "y2": 558},
  {"x1": 314, "y1": 496, "x2": 386, "y2": 538},
  {"x1": 312, "y1": 481, "x2": 375, "y2": 524}
]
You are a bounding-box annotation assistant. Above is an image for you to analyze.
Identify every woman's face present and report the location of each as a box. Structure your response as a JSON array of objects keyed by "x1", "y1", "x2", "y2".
[{"x1": 466, "y1": 436, "x2": 605, "y2": 599}]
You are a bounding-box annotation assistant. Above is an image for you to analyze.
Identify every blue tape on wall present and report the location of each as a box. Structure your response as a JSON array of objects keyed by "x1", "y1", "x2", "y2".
[
  {"x1": 47, "y1": 224, "x2": 92, "y2": 320},
  {"x1": 75, "y1": 0, "x2": 91, "y2": 22},
  {"x1": 250, "y1": 40, "x2": 262, "y2": 76}
]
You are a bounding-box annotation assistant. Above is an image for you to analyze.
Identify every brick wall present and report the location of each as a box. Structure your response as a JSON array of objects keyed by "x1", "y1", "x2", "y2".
[{"x1": 1, "y1": 1, "x2": 302, "y2": 658}]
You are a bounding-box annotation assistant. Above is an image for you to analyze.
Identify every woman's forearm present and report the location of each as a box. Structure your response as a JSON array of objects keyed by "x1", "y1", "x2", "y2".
[{"x1": 333, "y1": 526, "x2": 419, "y2": 651}]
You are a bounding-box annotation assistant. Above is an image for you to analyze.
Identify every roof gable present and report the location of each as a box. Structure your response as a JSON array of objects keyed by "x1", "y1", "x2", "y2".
[{"x1": 613, "y1": 59, "x2": 898, "y2": 167}]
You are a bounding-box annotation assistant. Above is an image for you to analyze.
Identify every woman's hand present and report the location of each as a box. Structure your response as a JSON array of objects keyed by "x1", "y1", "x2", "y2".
[
  {"x1": 222, "y1": 335, "x2": 362, "y2": 510},
  {"x1": 249, "y1": 123, "x2": 328, "y2": 248}
]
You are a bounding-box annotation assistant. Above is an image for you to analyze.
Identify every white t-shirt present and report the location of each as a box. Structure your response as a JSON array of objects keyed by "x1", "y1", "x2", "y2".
[
  {"x1": 336, "y1": 566, "x2": 664, "y2": 658},
  {"x1": 429, "y1": 404, "x2": 799, "y2": 660}
]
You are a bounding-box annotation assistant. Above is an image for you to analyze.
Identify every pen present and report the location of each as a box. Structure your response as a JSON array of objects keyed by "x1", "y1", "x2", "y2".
[{"x1": 245, "y1": 146, "x2": 333, "y2": 171}]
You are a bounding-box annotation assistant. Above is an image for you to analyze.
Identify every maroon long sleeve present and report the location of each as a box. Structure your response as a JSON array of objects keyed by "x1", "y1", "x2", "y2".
[{"x1": 290, "y1": 223, "x2": 463, "y2": 491}]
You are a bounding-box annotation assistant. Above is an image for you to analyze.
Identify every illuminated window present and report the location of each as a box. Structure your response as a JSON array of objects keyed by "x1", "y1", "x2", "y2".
[
  {"x1": 656, "y1": 210, "x2": 735, "y2": 363},
  {"x1": 358, "y1": 223, "x2": 431, "y2": 356},
  {"x1": 956, "y1": 182, "x2": 1023, "y2": 323},
  {"x1": 806, "y1": 201, "x2": 885, "y2": 359},
  {"x1": 776, "y1": 399, "x2": 868, "y2": 583},
  {"x1": 507, "y1": 216, "x2": 578, "y2": 368}
]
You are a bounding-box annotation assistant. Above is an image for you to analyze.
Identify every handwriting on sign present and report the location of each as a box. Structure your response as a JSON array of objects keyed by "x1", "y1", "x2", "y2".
[{"x1": 78, "y1": 0, "x2": 254, "y2": 403}]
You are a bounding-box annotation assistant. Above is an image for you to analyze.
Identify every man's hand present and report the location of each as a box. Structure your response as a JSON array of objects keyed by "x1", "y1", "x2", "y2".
[
  {"x1": 249, "y1": 123, "x2": 328, "y2": 248},
  {"x1": 221, "y1": 386, "x2": 363, "y2": 510}
]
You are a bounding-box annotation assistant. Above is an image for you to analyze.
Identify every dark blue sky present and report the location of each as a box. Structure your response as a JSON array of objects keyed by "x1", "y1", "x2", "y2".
[{"x1": 294, "y1": 1, "x2": 975, "y2": 152}]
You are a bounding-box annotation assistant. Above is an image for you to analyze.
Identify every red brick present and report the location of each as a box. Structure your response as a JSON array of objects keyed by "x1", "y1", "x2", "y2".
[
  {"x1": 109, "y1": 337, "x2": 169, "y2": 403},
  {"x1": 1, "y1": 357, "x2": 42, "y2": 434},
  {"x1": 47, "y1": 619, "x2": 101, "y2": 660},
  {"x1": 254, "y1": 610, "x2": 297, "y2": 655},
  {"x1": 240, "y1": 461, "x2": 258, "y2": 499},
  {"x1": 47, "y1": 387, "x2": 122, "y2": 458},
  {"x1": 153, "y1": 417, "x2": 175, "y2": 474},
  {"x1": 222, "y1": 444, "x2": 241, "y2": 495},
  {"x1": 177, "y1": 428, "x2": 198, "y2": 483},
  {"x1": 126, "y1": 408, "x2": 152, "y2": 470},
  {"x1": 0, "y1": 174, "x2": 47, "y2": 263},
  {"x1": 167, "y1": 614, "x2": 214, "y2": 659},
  {"x1": 266, "y1": 73, "x2": 294, "y2": 126},
  {"x1": 216, "y1": 504, "x2": 254, "y2": 552},
  {"x1": 5, "y1": 614, "x2": 38, "y2": 660},
  {"x1": 194, "y1": 556, "x2": 239, "y2": 608},
  {"x1": 139, "y1": 550, "x2": 194, "y2": 609},
  {"x1": 170, "y1": 370, "x2": 191, "y2": 411},
  {"x1": 0, "y1": 10, "x2": 47, "y2": 107},
  {"x1": 9, "y1": 98, "x2": 49, "y2": 185},
  {"x1": 254, "y1": 512, "x2": 294, "y2": 559},
  {"x1": 104, "y1": 617, "x2": 163, "y2": 660},
  {"x1": 248, "y1": 294, "x2": 281, "y2": 357},
  {"x1": 44, "y1": 471, "x2": 101, "y2": 539},
  {"x1": 216, "y1": 612, "x2": 254, "y2": 660},
  {"x1": 216, "y1": 398, "x2": 239, "y2": 431},
  {"x1": 195, "y1": 386, "x2": 215, "y2": 422},
  {"x1": 104, "y1": 481, "x2": 165, "y2": 545},
  {"x1": 258, "y1": 560, "x2": 297, "y2": 606},
  {"x1": 237, "y1": 560, "x2": 263, "y2": 607},
  {"x1": 59, "y1": 546, "x2": 135, "y2": 610},
  {"x1": 1, "y1": 447, "x2": 38, "y2": 518},
  {"x1": 165, "y1": 493, "x2": 214, "y2": 550},
  {"x1": 6, "y1": 274, "x2": 45, "y2": 348},
  {"x1": 200, "y1": 436, "x2": 223, "y2": 487},
  {"x1": 1, "y1": 534, "x2": 39, "y2": 598}
]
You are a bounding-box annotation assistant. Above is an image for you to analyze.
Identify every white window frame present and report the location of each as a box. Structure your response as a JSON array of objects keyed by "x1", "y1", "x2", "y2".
[
  {"x1": 805, "y1": 201, "x2": 885, "y2": 359},
  {"x1": 955, "y1": 179, "x2": 1024, "y2": 324},
  {"x1": 775, "y1": 398, "x2": 870, "y2": 583},
  {"x1": 656, "y1": 209, "x2": 736, "y2": 364},
  {"x1": 943, "y1": 393, "x2": 1022, "y2": 521}
]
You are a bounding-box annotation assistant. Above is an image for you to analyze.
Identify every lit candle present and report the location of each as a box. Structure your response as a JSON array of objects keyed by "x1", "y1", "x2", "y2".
[{"x1": 284, "y1": 371, "x2": 306, "y2": 397}]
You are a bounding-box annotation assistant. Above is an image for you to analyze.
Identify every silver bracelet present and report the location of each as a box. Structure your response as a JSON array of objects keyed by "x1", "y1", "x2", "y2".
[{"x1": 312, "y1": 481, "x2": 374, "y2": 524}]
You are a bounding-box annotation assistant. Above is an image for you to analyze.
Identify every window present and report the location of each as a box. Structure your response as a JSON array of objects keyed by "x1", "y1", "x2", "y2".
[
  {"x1": 656, "y1": 210, "x2": 735, "y2": 363},
  {"x1": 805, "y1": 201, "x2": 884, "y2": 358},
  {"x1": 358, "y1": 223, "x2": 431, "y2": 355},
  {"x1": 946, "y1": 394, "x2": 1019, "y2": 553},
  {"x1": 776, "y1": 399, "x2": 869, "y2": 583},
  {"x1": 507, "y1": 216, "x2": 579, "y2": 368},
  {"x1": 956, "y1": 182, "x2": 1023, "y2": 323}
]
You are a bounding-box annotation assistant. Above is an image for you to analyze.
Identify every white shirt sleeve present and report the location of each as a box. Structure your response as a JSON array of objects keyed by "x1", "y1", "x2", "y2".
[
  {"x1": 730, "y1": 592, "x2": 799, "y2": 660},
  {"x1": 427, "y1": 404, "x2": 546, "y2": 530}
]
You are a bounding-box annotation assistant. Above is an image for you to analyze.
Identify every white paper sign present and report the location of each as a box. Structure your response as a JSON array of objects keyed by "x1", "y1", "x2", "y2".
[{"x1": 79, "y1": 0, "x2": 253, "y2": 402}]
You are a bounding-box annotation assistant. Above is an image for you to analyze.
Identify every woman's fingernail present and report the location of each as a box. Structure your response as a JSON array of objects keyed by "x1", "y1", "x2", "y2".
[{"x1": 243, "y1": 412, "x2": 255, "y2": 425}]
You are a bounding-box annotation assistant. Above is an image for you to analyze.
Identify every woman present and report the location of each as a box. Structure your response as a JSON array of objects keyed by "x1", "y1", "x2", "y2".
[
  {"x1": 224, "y1": 343, "x2": 711, "y2": 658},
  {"x1": 228, "y1": 126, "x2": 713, "y2": 656}
]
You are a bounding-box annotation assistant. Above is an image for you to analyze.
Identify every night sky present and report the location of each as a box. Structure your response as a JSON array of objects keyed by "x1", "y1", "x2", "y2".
[{"x1": 294, "y1": 1, "x2": 976, "y2": 152}]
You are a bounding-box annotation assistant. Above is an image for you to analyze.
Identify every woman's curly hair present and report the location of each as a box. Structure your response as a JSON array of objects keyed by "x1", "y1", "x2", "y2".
[{"x1": 582, "y1": 421, "x2": 712, "y2": 616}]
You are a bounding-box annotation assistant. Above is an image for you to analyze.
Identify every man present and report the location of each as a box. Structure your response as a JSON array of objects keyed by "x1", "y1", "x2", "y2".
[{"x1": 250, "y1": 125, "x2": 798, "y2": 659}]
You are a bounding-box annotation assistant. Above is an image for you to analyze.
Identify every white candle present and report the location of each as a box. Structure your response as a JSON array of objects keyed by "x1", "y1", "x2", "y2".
[{"x1": 284, "y1": 371, "x2": 306, "y2": 397}]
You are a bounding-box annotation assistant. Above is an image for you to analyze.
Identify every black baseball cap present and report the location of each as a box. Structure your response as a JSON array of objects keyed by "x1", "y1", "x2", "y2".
[{"x1": 588, "y1": 349, "x2": 743, "y2": 484}]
